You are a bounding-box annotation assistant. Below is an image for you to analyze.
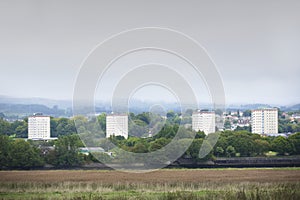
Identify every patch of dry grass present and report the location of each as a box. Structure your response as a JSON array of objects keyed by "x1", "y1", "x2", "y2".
[{"x1": 0, "y1": 169, "x2": 299, "y2": 199}]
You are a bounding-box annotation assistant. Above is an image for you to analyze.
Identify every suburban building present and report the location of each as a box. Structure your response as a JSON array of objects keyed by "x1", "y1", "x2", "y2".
[
  {"x1": 106, "y1": 114, "x2": 128, "y2": 139},
  {"x1": 251, "y1": 108, "x2": 278, "y2": 134},
  {"x1": 28, "y1": 113, "x2": 51, "y2": 140},
  {"x1": 192, "y1": 110, "x2": 216, "y2": 134}
]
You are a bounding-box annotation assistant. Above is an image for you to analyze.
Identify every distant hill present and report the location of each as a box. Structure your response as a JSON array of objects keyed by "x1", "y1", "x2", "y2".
[
  {"x1": 285, "y1": 104, "x2": 300, "y2": 111},
  {"x1": 227, "y1": 103, "x2": 300, "y2": 112},
  {"x1": 0, "y1": 95, "x2": 71, "y2": 109},
  {"x1": 240, "y1": 104, "x2": 273, "y2": 109},
  {"x1": 1, "y1": 95, "x2": 299, "y2": 116},
  {"x1": 0, "y1": 103, "x2": 69, "y2": 118},
  {"x1": 225, "y1": 104, "x2": 273, "y2": 111}
]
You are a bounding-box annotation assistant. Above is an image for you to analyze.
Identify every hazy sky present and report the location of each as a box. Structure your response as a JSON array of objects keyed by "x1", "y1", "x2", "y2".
[{"x1": 0, "y1": 0, "x2": 299, "y2": 106}]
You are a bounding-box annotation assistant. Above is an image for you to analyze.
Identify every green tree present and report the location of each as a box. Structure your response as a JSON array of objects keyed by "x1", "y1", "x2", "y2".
[
  {"x1": 271, "y1": 136, "x2": 294, "y2": 155},
  {"x1": 226, "y1": 145, "x2": 236, "y2": 157},
  {"x1": 136, "y1": 112, "x2": 151, "y2": 124},
  {"x1": 243, "y1": 110, "x2": 251, "y2": 117},
  {"x1": 195, "y1": 131, "x2": 206, "y2": 139},
  {"x1": 87, "y1": 152, "x2": 112, "y2": 163},
  {"x1": 149, "y1": 138, "x2": 170, "y2": 152},
  {"x1": 129, "y1": 119, "x2": 148, "y2": 137},
  {"x1": 185, "y1": 138, "x2": 203, "y2": 159},
  {"x1": 166, "y1": 111, "x2": 175, "y2": 119},
  {"x1": 185, "y1": 109, "x2": 194, "y2": 116},
  {"x1": 153, "y1": 124, "x2": 177, "y2": 139},
  {"x1": 9, "y1": 139, "x2": 44, "y2": 169},
  {"x1": 0, "y1": 112, "x2": 5, "y2": 118},
  {"x1": 215, "y1": 146, "x2": 224, "y2": 157},
  {"x1": 55, "y1": 118, "x2": 77, "y2": 136},
  {"x1": 0, "y1": 135, "x2": 11, "y2": 168},
  {"x1": 132, "y1": 141, "x2": 149, "y2": 153},
  {"x1": 224, "y1": 119, "x2": 231, "y2": 130},
  {"x1": 99, "y1": 138, "x2": 115, "y2": 151},
  {"x1": 254, "y1": 139, "x2": 270, "y2": 155},
  {"x1": 11, "y1": 120, "x2": 28, "y2": 138},
  {"x1": 227, "y1": 131, "x2": 255, "y2": 156},
  {"x1": 97, "y1": 113, "x2": 107, "y2": 132},
  {"x1": 289, "y1": 132, "x2": 300, "y2": 155},
  {"x1": 0, "y1": 118, "x2": 12, "y2": 135},
  {"x1": 49, "y1": 135, "x2": 83, "y2": 167},
  {"x1": 50, "y1": 117, "x2": 59, "y2": 137}
]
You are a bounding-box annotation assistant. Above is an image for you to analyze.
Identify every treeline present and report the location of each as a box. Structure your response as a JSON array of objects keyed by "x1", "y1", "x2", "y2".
[
  {"x1": 279, "y1": 118, "x2": 300, "y2": 133},
  {"x1": 1, "y1": 112, "x2": 300, "y2": 169},
  {"x1": 0, "y1": 116, "x2": 78, "y2": 138},
  {"x1": 0, "y1": 135, "x2": 44, "y2": 169},
  {"x1": 0, "y1": 104, "x2": 68, "y2": 118},
  {"x1": 1, "y1": 110, "x2": 300, "y2": 139},
  {"x1": 0, "y1": 111, "x2": 187, "y2": 139},
  {"x1": 105, "y1": 130, "x2": 300, "y2": 158},
  {"x1": 0, "y1": 134, "x2": 85, "y2": 169},
  {"x1": 1, "y1": 130, "x2": 300, "y2": 169}
]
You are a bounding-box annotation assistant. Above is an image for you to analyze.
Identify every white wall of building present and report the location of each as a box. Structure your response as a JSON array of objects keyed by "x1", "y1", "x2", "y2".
[
  {"x1": 251, "y1": 108, "x2": 278, "y2": 134},
  {"x1": 106, "y1": 114, "x2": 128, "y2": 139},
  {"x1": 28, "y1": 116, "x2": 51, "y2": 140},
  {"x1": 192, "y1": 111, "x2": 216, "y2": 134}
]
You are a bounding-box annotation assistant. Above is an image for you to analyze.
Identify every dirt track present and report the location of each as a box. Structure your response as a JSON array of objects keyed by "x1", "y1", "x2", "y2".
[{"x1": 1, "y1": 169, "x2": 299, "y2": 184}]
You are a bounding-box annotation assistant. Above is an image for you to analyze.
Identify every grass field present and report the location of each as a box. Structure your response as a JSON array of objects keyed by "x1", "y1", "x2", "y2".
[{"x1": 1, "y1": 168, "x2": 300, "y2": 200}]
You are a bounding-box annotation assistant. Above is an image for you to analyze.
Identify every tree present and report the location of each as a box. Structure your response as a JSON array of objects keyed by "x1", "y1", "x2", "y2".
[
  {"x1": 195, "y1": 131, "x2": 206, "y2": 139},
  {"x1": 87, "y1": 152, "x2": 112, "y2": 163},
  {"x1": 129, "y1": 119, "x2": 148, "y2": 137},
  {"x1": 289, "y1": 132, "x2": 300, "y2": 155},
  {"x1": 11, "y1": 120, "x2": 28, "y2": 138},
  {"x1": 185, "y1": 109, "x2": 194, "y2": 116},
  {"x1": 235, "y1": 125, "x2": 251, "y2": 132},
  {"x1": 226, "y1": 145, "x2": 236, "y2": 157},
  {"x1": 243, "y1": 110, "x2": 251, "y2": 117},
  {"x1": 185, "y1": 138, "x2": 204, "y2": 160},
  {"x1": 149, "y1": 138, "x2": 170, "y2": 152},
  {"x1": 0, "y1": 135, "x2": 11, "y2": 168},
  {"x1": 0, "y1": 112, "x2": 5, "y2": 119},
  {"x1": 227, "y1": 131, "x2": 255, "y2": 156},
  {"x1": 254, "y1": 139, "x2": 270, "y2": 155},
  {"x1": 136, "y1": 112, "x2": 151, "y2": 124},
  {"x1": 50, "y1": 117, "x2": 59, "y2": 137},
  {"x1": 99, "y1": 138, "x2": 116, "y2": 151},
  {"x1": 55, "y1": 118, "x2": 77, "y2": 136},
  {"x1": 9, "y1": 139, "x2": 44, "y2": 169},
  {"x1": 166, "y1": 111, "x2": 175, "y2": 119},
  {"x1": 132, "y1": 141, "x2": 149, "y2": 153},
  {"x1": 224, "y1": 119, "x2": 231, "y2": 130},
  {"x1": 0, "y1": 118, "x2": 12, "y2": 135},
  {"x1": 176, "y1": 126, "x2": 194, "y2": 139},
  {"x1": 215, "y1": 146, "x2": 224, "y2": 157},
  {"x1": 271, "y1": 136, "x2": 294, "y2": 155},
  {"x1": 49, "y1": 134, "x2": 83, "y2": 167},
  {"x1": 97, "y1": 113, "x2": 107, "y2": 132},
  {"x1": 153, "y1": 124, "x2": 176, "y2": 139}
]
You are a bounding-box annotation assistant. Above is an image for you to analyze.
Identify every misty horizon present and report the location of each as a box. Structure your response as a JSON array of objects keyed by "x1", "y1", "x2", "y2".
[{"x1": 1, "y1": 1, "x2": 300, "y2": 106}]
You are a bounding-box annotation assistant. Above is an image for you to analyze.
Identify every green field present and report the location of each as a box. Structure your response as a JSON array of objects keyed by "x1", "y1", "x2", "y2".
[{"x1": 1, "y1": 168, "x2": 300, "y2": 200}]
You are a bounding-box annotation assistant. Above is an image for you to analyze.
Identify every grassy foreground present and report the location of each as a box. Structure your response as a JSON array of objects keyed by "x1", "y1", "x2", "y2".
[{"x1": 0, "y1": 168, "x2": 300, "y2": 200}]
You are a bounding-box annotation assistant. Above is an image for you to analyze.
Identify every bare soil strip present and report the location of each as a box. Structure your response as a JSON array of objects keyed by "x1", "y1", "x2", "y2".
[{"x1": 1, "y1": 169, "x2": 299, "y2": 184}]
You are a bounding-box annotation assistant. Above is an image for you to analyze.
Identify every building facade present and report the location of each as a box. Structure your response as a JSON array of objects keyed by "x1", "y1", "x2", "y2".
[
  {"x1": 192, "y1": 111, "x2": 216, "y2": 134},
  {"x1": 251, "y1": 108, "x2": 278, "y2": 134},
  {"x1": 106, "y1": 114, "x2": 128, "y2": 139},
  {"x1": 28, "y1": 114, "x2": 51, "y2": 140}
]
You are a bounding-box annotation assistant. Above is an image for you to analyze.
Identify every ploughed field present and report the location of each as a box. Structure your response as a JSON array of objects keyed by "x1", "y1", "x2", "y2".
[{"x1": 1, "y1": 168, "x2": 300, "y2": 200}]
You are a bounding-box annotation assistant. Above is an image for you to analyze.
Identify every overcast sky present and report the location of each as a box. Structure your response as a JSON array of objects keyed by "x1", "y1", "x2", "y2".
[{"x1": 0, "y1": 0, "x2": 299, "y2": 106}]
